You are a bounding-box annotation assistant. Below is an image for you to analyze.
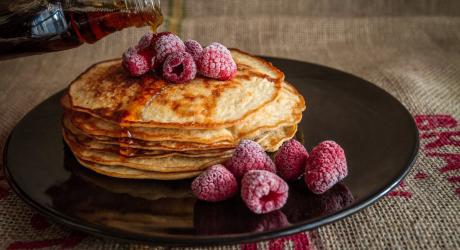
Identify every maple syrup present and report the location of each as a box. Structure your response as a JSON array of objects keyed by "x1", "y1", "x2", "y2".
[{"x1": 0, "y1": 0, "x2": 163, "y2": 59}]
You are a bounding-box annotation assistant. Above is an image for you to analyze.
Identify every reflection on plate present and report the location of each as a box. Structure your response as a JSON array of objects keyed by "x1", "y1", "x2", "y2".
[{"x1": 50, "y1": 146, "x2": 353, "y2": 236}]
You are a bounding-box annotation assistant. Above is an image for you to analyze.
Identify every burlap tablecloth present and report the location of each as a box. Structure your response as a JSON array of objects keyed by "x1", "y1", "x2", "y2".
[{"x1": 1, "y1": 0, "x2": 459, "y2": 249}]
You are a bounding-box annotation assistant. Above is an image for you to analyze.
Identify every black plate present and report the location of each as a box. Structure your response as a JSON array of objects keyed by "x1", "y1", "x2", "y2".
[{"x1": 4, "y1": 57, "x2": 419, "y2": 246}]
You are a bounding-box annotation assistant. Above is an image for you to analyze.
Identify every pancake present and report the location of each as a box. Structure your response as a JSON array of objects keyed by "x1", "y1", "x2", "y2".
[
  {"x1": 64, "y1": 124, "x2": 296, "y2": 172},
  {"x1": 77, "y1": 158, "x2": 202, "y2": 180},
  {"x1": 231, "y1": 82, "x2": 304, "y2": 139},
  {"x1": 262, "y1": 125, "x2": 297, "y2": 152},
  {"x1": 62, "y1": 116, "x2": 235, "y2": 151},
  {"x1": 62, "y1": 82, "x2": 305, "y2": 144},
  {"x1": 63, "y1": 128, "x2": 234, "y2": 158},
  {"x1": 65, "y1": 132, "x2": 227, "y2": 172},
  {"x1": 68, "y1": 49, "x2": 284, "y2": 129},
  {"x1": 64, "y1": 119, "x2": 295, "y2": 154}
]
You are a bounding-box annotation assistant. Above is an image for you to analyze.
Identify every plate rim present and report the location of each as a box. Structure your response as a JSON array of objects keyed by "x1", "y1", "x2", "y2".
[{"x1": 3, "y1": 56, "x2": 420, "y2": 246}]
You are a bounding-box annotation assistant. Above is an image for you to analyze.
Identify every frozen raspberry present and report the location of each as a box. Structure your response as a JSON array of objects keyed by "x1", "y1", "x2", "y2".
[
  {"x1": 154, "y1": 33, "x2": 185, "y2": 68},
  {"x1": 305, "y1": 140, "x2": 348, "y2": 194},
  {"x1": 275, "y1": 139, "x2": 309, "y2": 181},
  {"x1": 197, "y1": 42, "x2": 237, "y2": 80},
  {"x1": 162, "y1": 51, "x2": 197, "y2": 83},
  {"x1": 137, "y1": 32, "x2": 154, "y2": 50},
  {"x1": 191, "y1": 164, "x2": 238, "y2": 202},
  {"x1": 226, "y1": 140, "x2": 276, "y2": 180},
  {"x1": 184, "y1": 39, "x2": 203, "y2": 62},
  {"x1": 122, "y1": 47, "x2": 151, "y2": 76},
  {"x1": 138, "y1": 32, "x2": 173, "y2": 50},
  {"x1": 241, "y1": 170, "x2": 289, "y2": 214},
  {"x1": 152, "y1": 32, "x2": 172, "y2": 44}
]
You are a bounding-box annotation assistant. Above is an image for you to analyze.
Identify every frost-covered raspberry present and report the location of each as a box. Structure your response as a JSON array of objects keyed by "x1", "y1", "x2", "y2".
[
  {"x1": 191, "y1": 164, "x2": 238, "y2": 202},
  {"x1": 152, "y1": 32, "x2": 172, "y2": 44},
  {"x1": 275, "y1": 139, "x2": 309, "y2": 181},
  {"x1": 226, "y1": 140, "x2": 276, "y2": 180},
  {"x1": 137, "y1": 32, "x2": 154, "y2": 50},
  {"x1": 122, "y1": 47, "x2": 152, "y2": 76},
  {"x1": 162, "y1": 51, "x2": 197, "y2": 83},
  {"x1": 197, "y1": 42, "x2": 237, "y2": 80},
  {"x1": 138, "y1": 32, "x2": 173, "y2": 49},
  {"x1": 241, "y1": 170, "x2": 289, "y2": 214},
  {"x1": 154, "y1": 33, "x2": 185, "y2": 68},
  {"x1": 305, "y1": 140, "x2": 348, "y2": 194},
  {"x1": 184, "y1": 39, "x2": 203, "y2": 62}
]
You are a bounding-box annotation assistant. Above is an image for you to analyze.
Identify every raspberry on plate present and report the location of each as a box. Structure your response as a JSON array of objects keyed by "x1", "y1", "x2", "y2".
[
  {"x1": 154, "y1": 33, "x2": 186, "y2": 68},
  {"x1": 184, "y1": 39, "x2": 203, "y2": 62},
  {"x1": 241, "y1": 170, "x2": 289, "y2": 214},
  {"x1": 305, "y1": 140, "x2": 348, "y2": 194},
  {"x1": 191, "y1": 164, "x2": 238, "y2": 202},
  {"x1": 226, "y1": 140, "x2": 276, "y2": 180},
  {"x1": 275, "y1": 139, "x2": 309, "y2": 181},
  {"x1": 197, "y1": 42, "x2": 237, "y2": 80},
  {"x1": 122, "y1": 47, "x2": 152, "y2": 76},
  {"x1": 162, "y1": 51, "x2": 197, "y2": 83}
]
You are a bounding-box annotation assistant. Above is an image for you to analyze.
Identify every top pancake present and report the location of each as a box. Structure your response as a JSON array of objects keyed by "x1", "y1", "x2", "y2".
[
  {"x1": 62, "y1": 82, "x2": 305, "y2": 145},
  {"x1": 68, "y1": 49, "x2": 284, "y2": 129}
]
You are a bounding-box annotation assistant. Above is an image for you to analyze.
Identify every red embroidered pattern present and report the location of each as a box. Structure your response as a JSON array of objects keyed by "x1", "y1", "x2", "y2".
[{"x1": 415, "y1": 115, "x2": 460, "y2": 197}]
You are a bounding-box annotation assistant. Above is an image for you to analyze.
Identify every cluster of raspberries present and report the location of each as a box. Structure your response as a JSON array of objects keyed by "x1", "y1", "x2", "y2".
[
  {"x1": 122, "y1": 32, "x2": 237, "y2": 83},
  {"x1": 191, "y1": 139, "x2": 348, "y2": 214}
]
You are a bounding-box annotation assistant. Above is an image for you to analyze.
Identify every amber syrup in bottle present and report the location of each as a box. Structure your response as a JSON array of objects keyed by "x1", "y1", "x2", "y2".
[{"x1": 0, "y1": 0, "x2": 163, "y2": 59}]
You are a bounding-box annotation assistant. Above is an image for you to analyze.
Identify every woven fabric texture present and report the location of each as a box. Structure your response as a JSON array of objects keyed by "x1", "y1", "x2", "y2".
[{"x1": 0, "y1": 0, "x2": 459, "y2": 249}]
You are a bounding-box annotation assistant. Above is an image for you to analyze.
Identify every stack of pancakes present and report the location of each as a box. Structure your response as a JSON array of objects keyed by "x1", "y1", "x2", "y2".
[{"x1": 61, "y1": 49, "x2": 306, "y2": 180}]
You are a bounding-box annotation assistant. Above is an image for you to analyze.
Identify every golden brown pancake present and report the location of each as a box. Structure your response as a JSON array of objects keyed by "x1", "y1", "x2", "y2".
[
  {"x1": 77, "y1": 158, "x2": 202, "y2": 180},
  {"x1": 68, "y1": 49, "x2": 284, "y2": 129},
  {"x1": 62, "y1": 82, "x2": 305, "y2": 145}
]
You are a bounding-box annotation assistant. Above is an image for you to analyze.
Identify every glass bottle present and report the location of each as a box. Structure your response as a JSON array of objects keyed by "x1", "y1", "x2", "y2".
[{"x1": 0, "y1": 0, "x2": 162, "y2": 59}]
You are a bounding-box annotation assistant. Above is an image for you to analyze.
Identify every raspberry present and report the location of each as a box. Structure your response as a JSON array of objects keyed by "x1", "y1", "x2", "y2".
[
  {"x1": 305, "y1": 140, "x2": 348, "y2": 194},
  {"x1": 275, "y1": 139, "x2": 309, "y2": 181},
  {"x1": 162, "y1": 51, "x2": 197, "y2": 83},
  {"x1": 197, "y1": 42, "x2": 237, "y2": 80},
  {"x1": 122, "y1": 47, "x2": 151, "y2": 76},
  {"x1": 241, "y1": 170, "x2": 289, "y2": 214},
  {"x1": 184, "y1": 39, "x2": 203, "y2": 62},
  {"x1": 154, "y1": 33, "x2": 185, "y2": 68},
  {"x1": 137, "y1": 32, "x2": 154, "y2": 50},
  {"x1": 152, "y1": 31, "x2": 173, "y2": 44},
  {"x1": 226, "y1": 140, "x2": 276, "y2": 180},
  {"x1": 191, "y1": 164, "x2": 238, "y2": 202}
]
